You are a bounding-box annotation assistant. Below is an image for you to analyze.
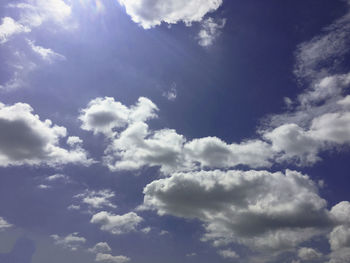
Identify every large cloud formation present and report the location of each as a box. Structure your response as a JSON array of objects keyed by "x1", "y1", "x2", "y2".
[
  {"x1": 0, "y1": 101, "x2": 92, "y2": 167},
  {"x1": 118, "y1": 0, "x2": 223, "y2": 29},
  {"x1": 141, "y1": 169, "x2": 334, "y2": 252}
]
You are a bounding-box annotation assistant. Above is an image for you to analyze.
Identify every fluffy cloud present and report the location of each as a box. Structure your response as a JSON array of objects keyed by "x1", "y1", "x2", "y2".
[
  {"x1": 88, "y1": 242, "x2": 112, "y2": 254},
  {"x1": 198, "y1": 17, "x2": 226, "y2": 47},
  {"x1": 118, "y1": 0, "x2": 223, "y2": 29},
  {"x1": 90, "y1": 211, "x2": 143, "y2": 235},
  {"x1": 51, "y1": 232, "x2": 86, "y2": 251},
  {"x1": 95, "y1": 253, "x2": 130, "y2": 263},
  {"x1": 0, "y1": 101, "x2": 93, "y2": 167},
  {"x1": 74, "y1": 189, "x2": 117, "y2": 209},
  {"x1": 0, "y1": 17, "x2": 30, "y2": 44},
  {"x1": 142, "y1": 169, "x2": 332, "y2": 251},
  {"x1": 0, "y1": 217, "x2": 12, "y2": 230},
  {"x1": 79, "y1": 97, "x2": 158, "y2": 137},
  {"x1": 82, "y1": 97, "x2": 274, "y2": 174}
]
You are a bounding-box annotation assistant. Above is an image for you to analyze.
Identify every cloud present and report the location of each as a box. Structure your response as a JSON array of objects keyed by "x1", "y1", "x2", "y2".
[
  {"x1": 79, "y1": 97, "x2": 158, "y2": 137},
  {"x1": 0, "y1": 217, "x2": 12, "y2": 231},
  {"x1": 90, "y1": 211, "x2": 143, "y2": 235},
  {"x1": 74, "y1": 189, "x2": 117, "y2": 210},
  {"x1": 88, "y1": 242, "x2": 112, "y2": 254},
  {"x1": 0, "y1": 101, "x2": 93, "y2": 167},
  {"x1": 118, "y1": 0, "x2": 223, "y2": 29},
  {"x1": 294, "y1": 5, "x2": 350, "y2": 82},
  {"x1": 218, "y1": 249, "x2": 239, "y2": 259},
  {"x1": 95, "y1": 253, "x2": 130, "y2": 263},
  {"x1": 27, "y1": 39, "x2": 66, "y2": 63},
  {"x1": 9, "y1": 0, "x2": 72, "y2": 29},
  {"x1": 162, "y1": 84, "x2": 177, "y2": 101},
  {"x1": 81, "y1": 97, "x2": 274, "y2": 174},
  {"x1": 0, "y1": 17, "x2": 30, "y2": 44},
  {"x1": 141, "y1": 227, "x2": 151, "y2": 234},
  {"x1": 46, "y1": 173, "x2": 68, "y2": 182},
  {"x1": 51, "y1": 232, "x2": 86, "y2": 251},
  {"x1": 141, "y1": 169, "x2": 332, "y2": 252},
  {"x1": 198, "y1": 17, "x2": 226, "y2": 47},
  {"x1": 297, "y1": 247, "x2": 323, "y2": 261}
]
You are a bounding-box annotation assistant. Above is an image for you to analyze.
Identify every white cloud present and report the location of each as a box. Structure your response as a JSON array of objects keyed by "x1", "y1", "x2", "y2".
[
  {"x1": 46, "y1": 173, "x2": 68, "y2": 182},
  {"x1": 0, "y1": 217, "x2": 12, "y2": 231},
  {"x1": 95, "y1": 253, "x2": 130, "y2": 263},
  {"x1": 90, "y1": 211, "x2": 143, "y2": 235},
  {"x1": 264, "y1": 123, "x2": 321, "y2": 165},
  {"x1": 0, "y1": 17, "x2": 30, "y2": 44},
  {"x1": 141, "y1": 227, "x2": 151, "y2": 234},
  {"x1": 88, "y1": 242, "x2": 112, "y2": 254},
  {"x1": 38, "y1": 184, "x2": 51, "y2": 189},
  {"x1": 104, "y1": 122, "x2": 188, "y2": 174},
  {"x1": 142, "y1": 169, "x2": 332, "y2": 252},
  {"x1": 51, "y1": 232, "x2": 86, "y2": 251},
  {"x1": 79, "y1": 97, "x2": 158, "y2": 137},
  {"x1": 27, "y1": 39, "x2": 66, "y2": 63},
  {"x1": 294, "y1": 4, "x2": 350, "y2": 81},
  {"x1": 198, "y1": 17, "x2": 226, "y2": 47},
  {"x1": 184, "y1": 136, "x2": 273, "y2": 169},
  {"x1": 297, "y1": 247, "x2": 322, "y2": 261},
  {"x1": 74, "y1": 189, "x2": 117, "y2": 209},
  {"x1": 162, "y1": 84, "x2": 177, "y2": 101},
  {"x1": 9, "y1": 0, "x2": 72, "y2": 29},
  {"x1": 0, "y1": 101, "x2": 93, "y2": 167},
  {"x1": 81, "y1": 97, "x2": 274, "y2": 174},
  {"x1": 218, "y1": 249, "x2": 239, "y2": 259},
  {"x1": 118, "y1": 0, "x2": 223, "y2": 29}
]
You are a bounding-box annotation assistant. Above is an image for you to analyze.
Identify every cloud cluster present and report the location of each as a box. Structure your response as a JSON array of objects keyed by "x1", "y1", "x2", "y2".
[
  {"x1": 51, "y1": 232, "x2": 86, "y2": 251},
  {"x1": 118, "y1": 0, "x2": 223, "y2": 29},
  {"x1": 0, "y1": 101, "x2": 93, "y2": 167},
  {"x1": 90, "y1": 211, "x2": 143, "y2": 235},
  {"x1": 80, "y1": 97, "x2": 275, "y2": 174}
]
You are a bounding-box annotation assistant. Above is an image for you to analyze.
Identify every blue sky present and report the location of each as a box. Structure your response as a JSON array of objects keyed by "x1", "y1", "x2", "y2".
[{"x1": 1, "y1": 0, "x2": 350, "y2": 263}]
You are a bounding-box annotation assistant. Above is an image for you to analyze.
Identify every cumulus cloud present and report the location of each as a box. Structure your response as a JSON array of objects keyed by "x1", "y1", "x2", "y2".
[
  {"x1": 88, "y1": 242, "x2": 112, "y2": 254},
  {"x1": 142, "y1": 169, "x2": 332, "y2": 252},
  {"x1": 0, "y1": 101, "x2": 93, "y2": 167},
  {"x1": 198, "y1": 17, "x2": 226, "y2": 47},
  {"x1": 51, "y1": 232, "x2": 86, "y2": 251},
  {"x1": 0, "y1": 17, "x2": 30, "y2": 44},
  {"x1": 90, "y1": 211, "x2": 143, "y2": 235},
  {"x1": 82, "y1": 97, "x2": 274, "y2": 174},
  {"x1": 0, "y1": 217, "x2": 12, "y2": 230},
  {"x1": 95, "y1": 253, "x2": 130, "y2": 263},
  {"x1": 74, "y1": 189, "x2": 117, "y2": 210},
  {"x1": 118, "y1": 0, "x2": 223, "y2": 29},
  {"x1": 142, "y1": 170, "x2": 332, "y2": 253},
  {"x1": 79, "y1": 97, "x2": 158, "y2": 137}
]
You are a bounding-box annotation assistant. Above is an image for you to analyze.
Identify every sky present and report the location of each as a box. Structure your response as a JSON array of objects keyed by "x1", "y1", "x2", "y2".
[{"x1": 0, "y1": 0, "x2": 350, "y2": 263}]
